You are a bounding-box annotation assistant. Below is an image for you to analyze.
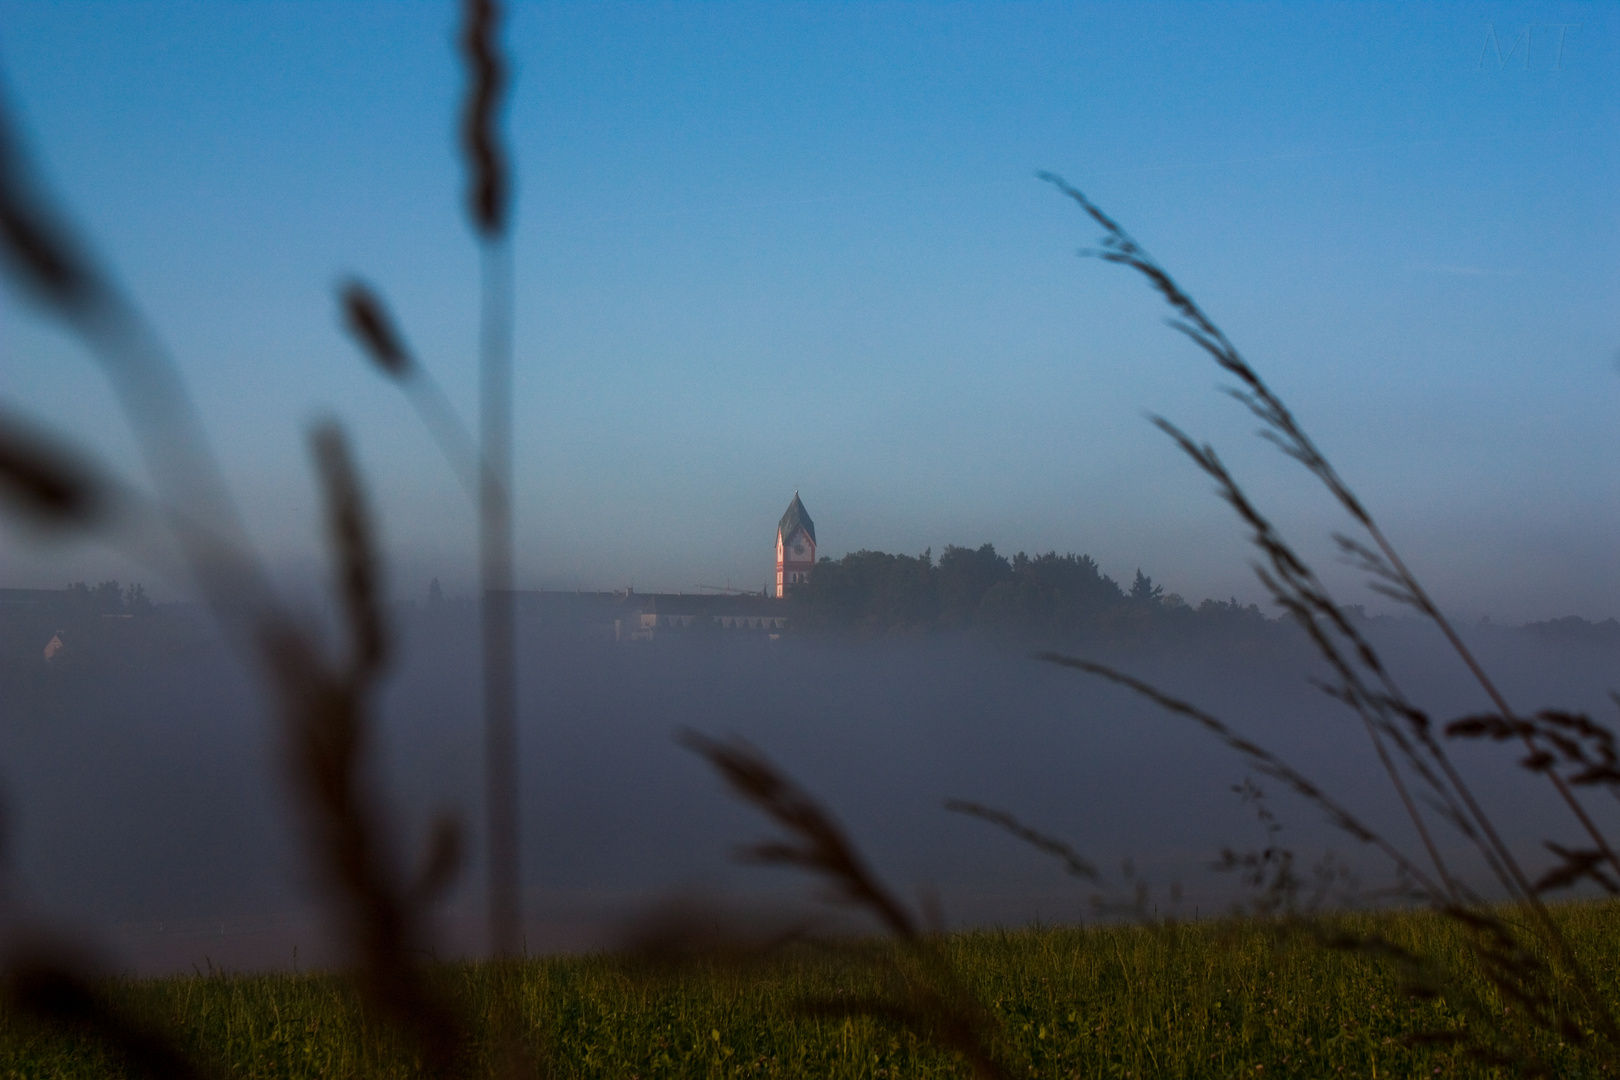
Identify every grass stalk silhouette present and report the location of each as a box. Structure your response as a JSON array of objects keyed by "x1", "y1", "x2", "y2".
[
  {"x1": 0, "y1": 1, "x2": 529, "y2": 1071},
  {"x1": 339, "y1": 279, "x2": 485, "y2": 501},
  {"x1": 1036, "y1": 172, "x2": 1620, "y2": 1071},
  {"x1": 462, "y1": 0, "x2": 523, "y2": 961},
  {"x1": 681, "y1": 730, "x2": 1014, "y2": 1080},
  {"x1": 0, "y1": 169, "x2": 472, "y2": 1075},
  {"x1": 339, "y1": 0, "x2": 522, "y2": 966}
]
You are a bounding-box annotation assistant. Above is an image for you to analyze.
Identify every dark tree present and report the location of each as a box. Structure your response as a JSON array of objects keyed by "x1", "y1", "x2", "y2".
[
  {"x1": 979, "y1": 551, "x2": 1125, "y2": 638},
  {"x1": 791, "y1": 549, "x2": 938, "y2": 634},
  {"x1": 936, "y1": 544, "x2": 1011, "y2": 627},
  {"x1": 1129, "y1": 569, "x2": 1163, "y2": 604},
  {"x1": 123, "y1": 583, "x2": 153, "y2": 616}
]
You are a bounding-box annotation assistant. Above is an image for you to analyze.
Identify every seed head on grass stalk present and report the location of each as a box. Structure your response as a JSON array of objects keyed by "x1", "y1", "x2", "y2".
[
  {"x1": 0, "y1": 411, "x2": 105, "y2": 531},
  {"x1": 459, "y1": 0, "x2": 510, "y2": 241},
  {"x1": 0, "y1": 61, "x2": 479, "y2": 1076},
  {"x1": 263, "y1": 422, "x2": 467, "y2": 1074},
  {"x1": 0, "y1": 88, "x2": 111, "y2": 322},
  {"x1": 0, "y1": 82, "x2": 247, "y2": 1080},
  {"x1": 340, "y1": 279, "x2": 413, "y2": 379},
  {"x1": 1040, "y1": 174, "x2": 1620, "y2": 1068},
  {"x1": 681, "y1": 730, "x2": 1014, "y2": 1080},
  {"x1": 944, "y1": 800, "x2": 1101, "y2": 885},
  {"x1": 457, "y1": 0, "x2": 521, "y2": 965},
  {"x1": 453, "y1": 0, "x2": 541, "y2": 1071},
  {"x1": 681, "y1": 731, "x2": 915, "y2": 939},
  {"x1": 1045, "y1": 171, "x2": 1620, "y2": 898},
  {"x1": 337, "y1": 279, "x2": 485, "y2": 502},
  {"x1": 0, "y1": 86, "x2": 272, "y2": 632},
  {"x1": 944, "y1": 800, "x2": 1168, "y2": 920},
  {"x1": 345, "y1": 0, "x2": 524, "y2": 983}
]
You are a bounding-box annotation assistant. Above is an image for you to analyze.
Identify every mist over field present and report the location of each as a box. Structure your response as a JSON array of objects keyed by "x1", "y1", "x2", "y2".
[{"x1": 2, "y1": 602, "x2": 1615, "y2": 975}]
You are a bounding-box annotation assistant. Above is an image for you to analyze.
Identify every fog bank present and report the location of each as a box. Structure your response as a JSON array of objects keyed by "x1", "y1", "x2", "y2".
[{"x1": 1, "y1": 608, "x2": 1615, "y2": 974}]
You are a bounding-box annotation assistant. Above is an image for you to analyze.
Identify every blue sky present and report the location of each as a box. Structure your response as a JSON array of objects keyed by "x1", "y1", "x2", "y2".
[{"x1": 0, "y1": 1, "x2": 1615, "y2": 620}]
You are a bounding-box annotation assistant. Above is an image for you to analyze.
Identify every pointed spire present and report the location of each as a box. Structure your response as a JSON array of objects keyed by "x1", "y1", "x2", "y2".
[{"x1": 778, "y1": 492, "x2": 815, "y2": 544}]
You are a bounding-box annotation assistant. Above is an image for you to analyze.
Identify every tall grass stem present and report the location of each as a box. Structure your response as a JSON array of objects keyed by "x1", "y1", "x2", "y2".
[{"x1": 479, "y1": 238, "x2": 519, "y2": 959}]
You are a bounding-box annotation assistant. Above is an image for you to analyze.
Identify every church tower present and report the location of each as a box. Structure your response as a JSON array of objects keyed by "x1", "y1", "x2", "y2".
[{"x1": 775, "y1": 492, "x2": 816, "y2": 597}]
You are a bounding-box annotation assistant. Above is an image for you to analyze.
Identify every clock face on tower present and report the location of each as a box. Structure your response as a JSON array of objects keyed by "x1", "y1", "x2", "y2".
[{"x1": 791, "y1": 538, "x2": 808, "y2": 559}]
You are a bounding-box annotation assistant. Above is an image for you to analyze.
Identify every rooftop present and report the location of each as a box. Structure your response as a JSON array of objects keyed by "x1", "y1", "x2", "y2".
[{"x1": 778, "y1": 492, "x2": 815, "y2": 544}]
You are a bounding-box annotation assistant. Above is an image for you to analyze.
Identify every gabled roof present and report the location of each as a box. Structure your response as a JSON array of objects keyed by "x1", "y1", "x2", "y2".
[{"x1": 778, "y1": 492, "x2": 815, "y2": 544}]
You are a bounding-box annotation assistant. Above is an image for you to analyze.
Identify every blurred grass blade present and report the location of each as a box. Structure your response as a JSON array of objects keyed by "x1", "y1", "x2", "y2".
[
  {"x1": 0, "y1": 411, "x2": 103, "y2": 528},
  {"x1": 945, "y1": 800, "x2": 1100, "y2": 882},
  {"x1": 4, "y1": 950, "x2": 210, "y2": 1080},
  {"x1": 458, "y1": 0, "x2": 510, "y2": 238},
  {"x1": 461, "y1": 0, "x2": 522, "y2": 959},
  {"x1": 338, "y1": 279, "x2": 413, "y2": 378},
  {"x1": 335, "y1": 279, "x2": 484, "y2": 501},
  {"x1": 0, "y1": 96, "x2": 108, "y2": 319},
  {"x1": 310, "y1": 421, "x2": 389, "y2": 681},
  {"x1": 681, "y1": 730, "x2": 918, "y2": 940},
  {"x1": 411, "y1": 811, "x2": 466, "y2": 906}
]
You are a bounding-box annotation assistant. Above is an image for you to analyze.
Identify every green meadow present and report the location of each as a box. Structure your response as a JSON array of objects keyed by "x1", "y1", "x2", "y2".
[{"x1": 7, "y1": 902, "x2": 1620, "y2": 1079}]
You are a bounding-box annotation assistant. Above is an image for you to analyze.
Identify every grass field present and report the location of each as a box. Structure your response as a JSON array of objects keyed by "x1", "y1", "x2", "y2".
[{"x1": 7, "y1": 901, "x2": 1619, "y2": 1079}]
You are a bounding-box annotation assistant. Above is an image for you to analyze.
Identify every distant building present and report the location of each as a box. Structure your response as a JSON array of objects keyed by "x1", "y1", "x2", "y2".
[
  {"x1": 775, "y1": 492, "x2": 816, "y2": 598},
  {"x1": 614, "y1": 593, "x2": 786, "y2": 642},
  {"x1": 502, "y1": 589, "x2": 786, "y2": 642},
  {"x1": 472, "y1": 494, "x2": 817, "y2": 640}
]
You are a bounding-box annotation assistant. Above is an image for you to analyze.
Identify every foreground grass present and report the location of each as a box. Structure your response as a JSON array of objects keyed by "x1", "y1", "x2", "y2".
[{"x1": 6, "y1": 903, "x2": 1620, "y2": 1078}]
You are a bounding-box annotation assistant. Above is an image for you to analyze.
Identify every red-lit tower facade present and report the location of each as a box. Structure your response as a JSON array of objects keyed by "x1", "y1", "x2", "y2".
[{"x1": 775, "y1": 492, "x2": 816, "y2": 597}]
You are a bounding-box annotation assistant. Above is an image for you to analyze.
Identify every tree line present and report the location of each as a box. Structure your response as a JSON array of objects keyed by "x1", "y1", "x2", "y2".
[{"x1": 787, "y1": 543, "x2": 1272, "y2": 641}]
